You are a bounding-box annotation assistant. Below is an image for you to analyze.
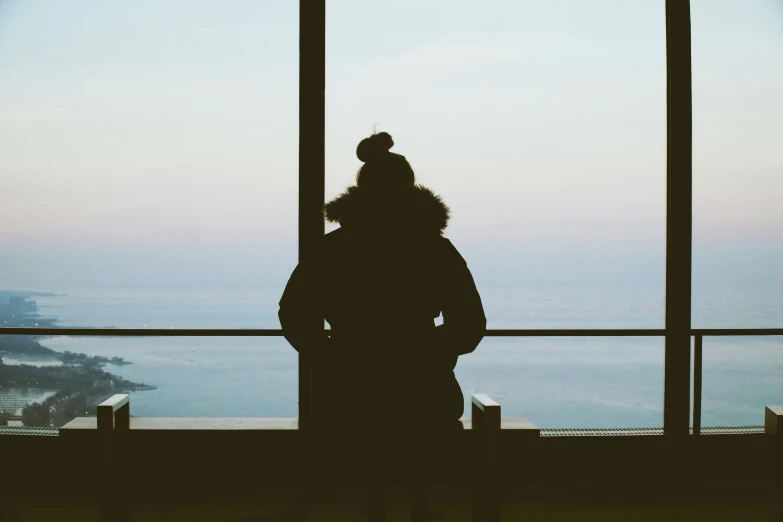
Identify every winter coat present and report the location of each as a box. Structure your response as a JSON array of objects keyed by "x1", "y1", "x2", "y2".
[{"x1": 278, "y1": 184, "x2": 486, "y2": 429}]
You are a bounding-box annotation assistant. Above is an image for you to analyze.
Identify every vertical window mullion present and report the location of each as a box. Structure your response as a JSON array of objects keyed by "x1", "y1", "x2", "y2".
[
  {"x1": 298, "y1": 0, "x2": 326, "y2": 428},
  {"x1": 664, "y1": 0, "x2": 693, "y2": 437}
]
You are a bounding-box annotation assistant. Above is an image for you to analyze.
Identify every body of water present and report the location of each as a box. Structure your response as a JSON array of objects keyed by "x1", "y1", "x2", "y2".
[{"x1": 28, "y1": 283, "x2": 783, "y2": 429}]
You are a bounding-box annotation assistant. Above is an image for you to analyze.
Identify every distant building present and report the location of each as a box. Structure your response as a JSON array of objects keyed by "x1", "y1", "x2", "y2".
[
  {"x1": 8, "y1": 297, "x2": 37, "y2": 314},
  {"x1": 9, "y1": 296, "x2": 24, "y2": 314}
]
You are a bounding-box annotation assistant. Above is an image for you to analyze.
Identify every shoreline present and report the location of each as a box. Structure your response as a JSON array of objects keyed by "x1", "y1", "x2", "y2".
[
  {"x1": 0, "y1": 315, "x2": 133, "y2": 367},
  {"x1": 116, "y1": 384, "x2": 158, "y2": 391},
  {"x1": 1, "y1": 296, "x2": 155, "y2": 426}
]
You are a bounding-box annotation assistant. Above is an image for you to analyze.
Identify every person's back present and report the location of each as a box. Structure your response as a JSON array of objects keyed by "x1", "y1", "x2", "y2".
[
  {"x1": 320, "y1": 184, "x2": 471, "y2": 422},
  {"x1": 279, "y1": 131, "x2": 486, "y2": 521}
]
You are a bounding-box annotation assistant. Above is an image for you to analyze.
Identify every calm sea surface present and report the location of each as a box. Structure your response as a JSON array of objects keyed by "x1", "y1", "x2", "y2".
[{"x1": 32, "y1": 279, "x2": 783, "y2": 428}]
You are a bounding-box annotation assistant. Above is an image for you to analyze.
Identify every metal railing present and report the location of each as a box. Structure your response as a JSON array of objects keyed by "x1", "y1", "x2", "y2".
[
  {"x1": 5, "y1": 327, "x2": 782, "y2": 337},
  {"x1": 2, "y1": 326, "x2": 782, "y2": 435}
]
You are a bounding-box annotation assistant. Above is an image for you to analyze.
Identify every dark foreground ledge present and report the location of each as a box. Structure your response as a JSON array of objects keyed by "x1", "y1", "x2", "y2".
[
  {"x1": 49, "y1": 395, "x2": 783, "y2": 489},
  {"x1": 2, "y1": 397, "x2": 781, "y2": 521}
]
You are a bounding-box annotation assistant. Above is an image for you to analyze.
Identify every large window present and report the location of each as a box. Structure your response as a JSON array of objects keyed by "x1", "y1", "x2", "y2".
[
  {"x1": 326, "y1": 0, "x2": 666, "y2": 426},
  {"x1": 1, "y1": 0, "x2": 780, "y2": 431},
  {"x1": 0, "y1": 1, "x2": 299, "y2": 424}
]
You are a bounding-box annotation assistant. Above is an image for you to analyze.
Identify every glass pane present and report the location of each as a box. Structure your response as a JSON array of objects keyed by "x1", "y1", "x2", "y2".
[
  {"x1": 0, "y1": 1, "x2": 298, "y2": 329},
  {"x1": 326, "y1": 0, "x2": 666, "y2": 427},
  {"x1": 691, "y1": 1, "x2": 783, "y2": 427},
  {"x1": 0, "y1": 1, "x2": 298, "y2": 424},
  {"x1": 700, "y1": 336, "x2": 783, "y2": 427},
  {"x1": 0, "y1": 335, "x2": 296, "y2": 427},
  {"x1": 457, "y1": 338, "x2": 664, "y2": 428},
  {"x1": 691, "y1": 0, "x2": 783, "y2": 329},
  {"x1": 326, "y1": 0, "x2": 666, "y2": 329}
]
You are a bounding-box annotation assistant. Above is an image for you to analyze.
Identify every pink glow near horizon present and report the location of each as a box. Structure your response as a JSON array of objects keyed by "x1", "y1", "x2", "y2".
[{"x1": 2, "y1": 0, "x2": 782, "y2": 255}]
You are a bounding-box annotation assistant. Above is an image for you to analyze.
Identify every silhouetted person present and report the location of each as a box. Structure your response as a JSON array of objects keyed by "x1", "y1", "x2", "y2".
[{"x1": 279, "y1": 131, "x2": 486, "y2": 521}]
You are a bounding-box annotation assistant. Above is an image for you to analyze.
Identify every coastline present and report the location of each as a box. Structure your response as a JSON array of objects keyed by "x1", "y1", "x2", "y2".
[{"x1": 0, "y1": 295, "x2": 155, "y2": 427}]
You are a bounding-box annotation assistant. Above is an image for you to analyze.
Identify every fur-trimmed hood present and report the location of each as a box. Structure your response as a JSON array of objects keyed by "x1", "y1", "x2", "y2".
[{"x1": 324, "y1": 184, "x2": 450, "y2": 234}]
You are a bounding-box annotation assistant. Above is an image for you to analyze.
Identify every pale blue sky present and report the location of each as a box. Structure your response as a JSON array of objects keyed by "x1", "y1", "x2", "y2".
[{"x1": 1, "y1": 0, "x2": 782, "y2": 291}]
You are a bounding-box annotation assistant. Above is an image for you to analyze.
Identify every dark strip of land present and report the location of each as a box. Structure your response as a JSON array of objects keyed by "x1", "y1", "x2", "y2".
[{"x1": 1, "y1": 308, "x2": 154, "y2": 427}]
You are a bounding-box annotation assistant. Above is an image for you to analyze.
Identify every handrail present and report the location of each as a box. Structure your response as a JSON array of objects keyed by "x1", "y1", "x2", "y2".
[
  {"x1": 4, "y1": 325, "x2": 779, "y2": 439},
  {"x1": 0, "y1": 328, "x2": 285, "y2": 336},
  {"x1": 690, "y1": 329, "x2": 783, "y2": 336},
  {"x1": 2, "y1": 327, "x2": 782, "y2": 337}
]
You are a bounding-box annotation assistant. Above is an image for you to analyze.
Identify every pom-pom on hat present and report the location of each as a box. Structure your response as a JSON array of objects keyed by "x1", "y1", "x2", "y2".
[
  {"x1": 354, "y1": 131, "x2": 415, "y2": 187},
  {"x1": 356, "y1": 132, "x2": 395, "y2": 163}
]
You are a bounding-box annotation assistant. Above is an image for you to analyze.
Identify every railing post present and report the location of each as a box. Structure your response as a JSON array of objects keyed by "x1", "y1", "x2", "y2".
[
  {"x1": 693, "y1": 335, "x2": 702, "y2": 435},
  {"x1": 98, "y1": 394, "x2": 130, "y2": 431},
  {"x1": 766, "y1": 406, "x2": 783, "y2": 437},
  {"x1": 472, "y1": 394, "x2": 501, "y2": 522},
  {"x1": 98, "y1": 394, "x2": 130, "y2": 522},
  {"x1": 663, "y1": 0, "x2": 693, "y2": 438}
]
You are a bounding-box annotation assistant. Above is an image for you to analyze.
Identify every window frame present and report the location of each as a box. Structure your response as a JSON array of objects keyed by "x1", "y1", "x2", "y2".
[
  {"x1": 297, "y1": 0, "x2": 694, "y2": 435},
  {"x1": 11, "y1": 0, "x2": 771, "y2": 435}
]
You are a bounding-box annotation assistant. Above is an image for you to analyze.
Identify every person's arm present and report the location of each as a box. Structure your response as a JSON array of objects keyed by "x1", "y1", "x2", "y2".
[
  {"x1": 435, "y1": 239, "x2": 487, "y2": 357},
  {"x1": 278, "y1": 260, "x2": 330, "y2": 362}
]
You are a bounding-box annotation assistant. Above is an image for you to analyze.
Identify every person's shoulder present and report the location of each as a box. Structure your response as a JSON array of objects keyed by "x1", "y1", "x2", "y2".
[
  {"x1": 432, "y1": 235, "x2": 466, "y2": 264},
  {"x1": 320, "y1": 227, "x2": 351, "y2": 259},
  {"x1": 323, "y1": 227, "x2": 347, "y2": 245},
  {"x1": 433, "y1": 234, "x2": 457, "y2": 251},
  {"x1": 297, "y1": 229, "x2": 345, "y2": 264}
]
